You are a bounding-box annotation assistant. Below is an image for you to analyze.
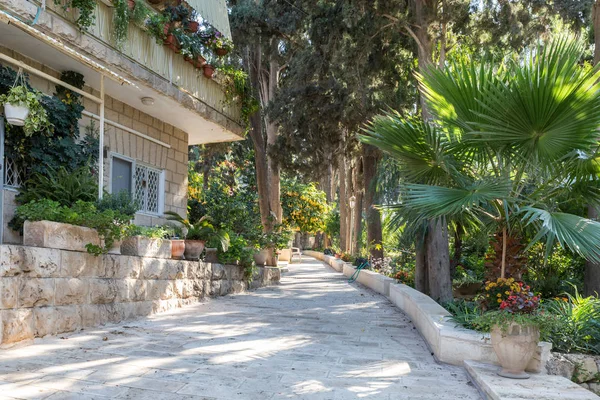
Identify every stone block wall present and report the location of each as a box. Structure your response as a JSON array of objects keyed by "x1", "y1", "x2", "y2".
[
  {"x1": 0, "y1": 245, "x2": 280, "y2": 348},
  {"x1": 547, "y1": 353, "x2": 600, "y2": 395}
]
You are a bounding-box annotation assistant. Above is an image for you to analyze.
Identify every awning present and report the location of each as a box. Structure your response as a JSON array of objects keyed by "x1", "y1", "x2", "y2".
[{"x1": 187, "y1": 0, "x2": 232, "y2": 39}]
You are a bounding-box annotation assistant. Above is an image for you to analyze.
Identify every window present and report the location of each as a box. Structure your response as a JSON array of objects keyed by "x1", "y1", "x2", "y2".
[{"x1": 110, "y1": 153, "x2": 164, "y2": 215}]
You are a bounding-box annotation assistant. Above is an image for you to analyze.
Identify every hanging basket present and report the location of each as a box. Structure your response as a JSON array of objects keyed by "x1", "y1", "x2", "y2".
[
  {"x1": 203, "y1": 64, "x2": 215, "y2": 79},
  {"x1": 4, "y1": 103, "x2": 29, "y2": 126}
]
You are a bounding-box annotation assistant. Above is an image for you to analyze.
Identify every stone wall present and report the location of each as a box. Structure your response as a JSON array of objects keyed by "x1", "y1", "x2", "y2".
[
  {"x1": 547, "y1": 353, "x2": 600, "y2": 395},
  {"x1": 0, "y1": 244, "x2": 280, "y2": 348}
]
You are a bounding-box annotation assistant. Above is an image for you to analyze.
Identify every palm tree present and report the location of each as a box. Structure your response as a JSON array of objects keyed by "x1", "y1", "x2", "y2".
[{"x1": 360, "y1": 38, "x2": 600, "y2": 288}]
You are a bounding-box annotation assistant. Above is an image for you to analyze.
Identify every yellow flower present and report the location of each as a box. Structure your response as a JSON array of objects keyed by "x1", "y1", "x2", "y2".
[
  {"x1": 497, "y1": 299, "x2": 502, "y2": 303},
  {"x1": 505, "y1": 291, "x2": 510, "y2": 295},
  {"x1": 497, "y1": 293, "x2": 502, "y2": 297}
]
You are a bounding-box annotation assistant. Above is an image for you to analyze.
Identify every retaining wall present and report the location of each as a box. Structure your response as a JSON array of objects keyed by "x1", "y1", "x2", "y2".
[
  {"x1": 0, "y1": 244, "x2": 280, "y2": 348},
  {"x1": 303, "y1": 250, "x2": 551, "y2": 372}
]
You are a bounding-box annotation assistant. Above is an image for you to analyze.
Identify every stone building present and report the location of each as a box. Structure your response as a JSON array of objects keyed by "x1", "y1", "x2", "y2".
[{"x1": 0, "y1": 0, "x2": 243, "y2": 242}]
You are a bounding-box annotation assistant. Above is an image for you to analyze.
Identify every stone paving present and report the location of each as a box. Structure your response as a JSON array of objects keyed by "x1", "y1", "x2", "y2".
[{"x1": 0, "y1": 257, "x2": 481, "y2": 399}]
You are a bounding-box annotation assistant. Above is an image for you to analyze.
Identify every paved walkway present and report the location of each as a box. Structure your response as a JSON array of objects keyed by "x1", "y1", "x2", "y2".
[{"x1": 0, "y1": 257, "x2": 481, "y2": 400}]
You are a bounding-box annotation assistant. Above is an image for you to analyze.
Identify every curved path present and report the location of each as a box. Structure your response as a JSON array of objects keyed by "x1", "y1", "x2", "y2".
[{"x1": 0, "y1": 257, "x2": 481, "y2": 399}]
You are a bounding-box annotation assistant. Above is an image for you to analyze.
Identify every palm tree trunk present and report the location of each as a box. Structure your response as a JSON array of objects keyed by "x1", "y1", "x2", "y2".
[
  {"x1": 426, "y1": 217, "x2": 452, "y2": 303},
  {"x1": 363, "y1": 145, "x2": 383, "y2": 260},
  {"x1": 415, "y1": 242, "x2": 428, "y2": 293}
]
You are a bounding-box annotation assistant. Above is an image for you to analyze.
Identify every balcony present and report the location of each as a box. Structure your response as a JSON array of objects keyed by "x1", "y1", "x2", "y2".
[{"x1": 0, "y1": 0, "x2": 243, "y2": 144}]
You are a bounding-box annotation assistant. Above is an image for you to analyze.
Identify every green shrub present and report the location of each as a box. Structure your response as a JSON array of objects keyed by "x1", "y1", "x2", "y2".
[
  {"x1": 17, "y1": 166, "x2": 97, "y2": 207},
  {"x1": 15, "y1": 199, "x2": 131, "y2": 256},
  {"x1": 125, "y1": 225, "x2": 170, "y2": 239},
  {"x1": 542, "y1": 290, "x2": 600, "y2": 354},
  {"x1": 96, "y1": 191, "x2": 139, "y2": 217},
  {"x1": 445, "y1": 300, "x2": 486, "y2": 331}
]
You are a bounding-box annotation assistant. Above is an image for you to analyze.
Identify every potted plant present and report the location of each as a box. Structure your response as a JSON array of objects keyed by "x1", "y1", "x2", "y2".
[
  {"x1": 184, "y1": 10, "x2": 199, "y2": 32},
  {"x1": 164, "y1": 224, "x2": 184, "y2": 259},
  {"x1": 146, "y1": 14, "x2": 169, "y2": 44},
  {"x1": 0, "y1": 85, "x2": 51, "y2": 134},
  {"x1": 165, "y1": 212, "x2": 229, "y2": 260},
  {"x1": 250, "y1": 229, "x2": 292, "y2": 266},
  {"x1": 475, "y1": 279, "x2": 543, "y2": 379}
]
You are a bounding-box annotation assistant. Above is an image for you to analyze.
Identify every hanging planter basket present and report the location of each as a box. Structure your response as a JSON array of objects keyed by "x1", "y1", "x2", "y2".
[
  {"x1": 4, "y1": 103, "x2": 30, "y2": 126},
  {"x1": 216, "y1": 48, "x2": 228, "y2": 57}
]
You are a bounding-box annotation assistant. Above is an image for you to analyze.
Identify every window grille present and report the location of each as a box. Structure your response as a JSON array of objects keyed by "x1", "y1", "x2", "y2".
[
  {"x1": 134, "y1": 164, "x2": 161, "y2": 214},
  {"x1": 4, "y1": 157, "x2": 24, "y2": 188}
]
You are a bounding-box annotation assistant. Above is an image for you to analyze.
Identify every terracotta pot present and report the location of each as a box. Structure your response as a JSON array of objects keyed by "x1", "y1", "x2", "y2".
[
  {"x1": 194, "y1": 55, "x2": 207, "y2": 69},
  {"x1": 204, "y1": 248, "x2": 218, "y2": 263},
  {"x1": 216, "y1": 47, "x2": 228, "y2": 56},
  {"x1": 187, "y1": 21, "x2": 199, "y2": 32},
  {"x1": 184, "y1": 240, "x2": 205, "y2": 260},
  {"x1": 171, "y1": 239, "x2": 185, "y2": 259},
  {"x1": 163, "y1": 23, "x2": 171, "y2": 37},
  {"x1": 127, "y1": 0, "x2": 135, "y2": 11},
  {"x1": 491, "y1": 322, "x2": 539, "y2": 379},
  {"x1": 203, "y1": 64, "x2": 215, "y2": 78}
]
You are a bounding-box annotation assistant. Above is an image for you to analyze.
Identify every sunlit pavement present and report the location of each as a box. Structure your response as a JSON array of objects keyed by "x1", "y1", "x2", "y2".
[{"x1": 0, "y1": 257, "x2": 481, "y2": 399}]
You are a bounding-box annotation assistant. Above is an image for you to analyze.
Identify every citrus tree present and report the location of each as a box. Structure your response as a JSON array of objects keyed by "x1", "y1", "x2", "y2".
[{"x1": 281, "y1": 179, "x2": 329, "y2": 233}]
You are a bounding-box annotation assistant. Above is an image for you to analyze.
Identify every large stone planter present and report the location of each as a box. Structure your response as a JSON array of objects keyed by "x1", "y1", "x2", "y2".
[
  {"x1": 184, "y1": 240, "x2": 205, "y2": 260},
  {"x1": 24, "y1": 220, "x2": 101, "y2": 252},
  {"x1": 491, "y1": 322, "x2": 540, "y2": 379},
  {"x1": 120, "y1": 236, "x2": 171, "y2": 259},
  {"x1": 278, "y1": 248, "x2": 291, "y2": 262},
  {"x1": 254, "y1": 249, "x2": 269, "y2": 266}
]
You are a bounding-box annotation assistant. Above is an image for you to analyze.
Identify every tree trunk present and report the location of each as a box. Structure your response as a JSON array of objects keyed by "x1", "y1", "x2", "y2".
[
  {"x1": 426, "y1": 218, "x2": 452, "y2": 303},
  {"x1": 353, "y1": 190, "x2": 363, "y2": 256},
  {"x1": 450, "y1": 223, "x2": 463, "y2": 278},
  {"x1": 266, "y1": 54, "x2": 282, "y2": 224},
  {"x1": 586, "y1": 1, "x2": 600, "y2": 294},
  {"x1": 586, "y1": 205, "x2": 600, "y2": 296},
  {"x1": 339, "y1": 153, "x2": 348, "y2": 252},
  {"x1": 363, "y1": 144, "x2": 383, "y2": 260},
  {"x1": 594, "y1": 1, "x2": 600, "y2": 65},
  {"x1": 415, "y1": 242, "x2": 428, "y2": 293}
]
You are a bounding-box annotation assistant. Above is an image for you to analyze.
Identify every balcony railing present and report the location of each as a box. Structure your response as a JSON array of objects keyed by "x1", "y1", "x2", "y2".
[{"x1": 44, "y1": 0, "x2": 241, "y2": 124}]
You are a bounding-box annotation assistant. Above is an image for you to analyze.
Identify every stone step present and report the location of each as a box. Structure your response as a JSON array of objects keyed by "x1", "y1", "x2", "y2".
[{"x1": 465, "y1": 360, "x2": 600, "y2": 400}]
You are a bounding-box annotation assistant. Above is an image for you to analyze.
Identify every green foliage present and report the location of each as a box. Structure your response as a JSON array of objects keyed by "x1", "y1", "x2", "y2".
[
  {"x1": 146, "y1": 13, "x2": 168, "y2": 44},
  {"x1": 165, "y1": 211, "x2": 230, "y2": 252},
  {"x1": 324, "y1": 207, "x2": 340, "y2": 248},
  {"x1": 281, "y1": 179, "x2": 329, "y2": 233},
  {"x1": 218, "y1": 234, "x2": 254, "y2": 267},
  {"x1": 130, "y1": 0, "x2": 150, "y2": 27},
  {"x1": 0, "y1": 85, "x2": 52, "y2": 136},
  {"x1": 543, "y1": 289, "x2": 600, "y2": 354},
  {"x1": 16, "y1": 166, "x2": 97, "y2": 207},
  {"x1": 360, "y1": 38, "x2": 600, "y2": 276},
  {"x1": 15, "y1": 199, "x2": 131, "y2": 255},
  {"x1": 0, "y1": 66, "x2": 97, "y2": 177},
  {"x1": 125, "y1": 225, "x2": 170, "y2": 239},
  {"x1": 55, "y1": 0, "x2": 96, "y2": 30},
  {"x1": 248, "y1": 228, "x2": 292, "y2": 252},
  {"x1": 445, "y1": 300, "x2": 485, "y2": 331},
  {"x1": 113, "y1": 0, "x2": 130, "y2": 48},
  {"x1": 474, "y1": 310, "x2": 548, "y2": 334},
  {"x1": 96, "y1": 191, "x2": 139, "y2": 217},
  {"x1": 216, "y1": 65, "x2": 258, "y2": 124}
]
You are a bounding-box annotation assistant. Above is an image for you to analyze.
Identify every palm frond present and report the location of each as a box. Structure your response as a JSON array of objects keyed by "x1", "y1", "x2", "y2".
[
  {"x1": 360, "y1": 113, "x2": 458, "y2": 185},
  {"x1": 401, "y1": 179, "x2": 511, "y2": 219},
  {"x1": 521, "y1": 207, "x2": 600, "y2": 263}
]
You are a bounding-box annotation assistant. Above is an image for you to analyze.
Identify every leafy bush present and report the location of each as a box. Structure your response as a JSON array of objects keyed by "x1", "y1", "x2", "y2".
[
  {"x1": 15, "y1": 199, "x2": 131, "y2": 255},
  {"x1": 218, "y1": 234, "x2": 253, "y2": 266},
  {"x1": 542, "y1": 290, "x2": 600, "y2": 354},
  {"x1": 16, "y1": 166, "x2": 97, "y2": 207},
  {"x1": 96, "y1": 191, "x2": 139, "y2": 217},
  {"x1": 165, "y1": 211, "x2": 230, "y2": 252},
  {"x1": 445, "y1": 300, "x2": 485, "y2": 331},
  {"x1": 125, "y1": 225, "x2": 170, "y2": 239},
  {"x1": 281, "y1": 179, "x2": 329, "y2": 233}
]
